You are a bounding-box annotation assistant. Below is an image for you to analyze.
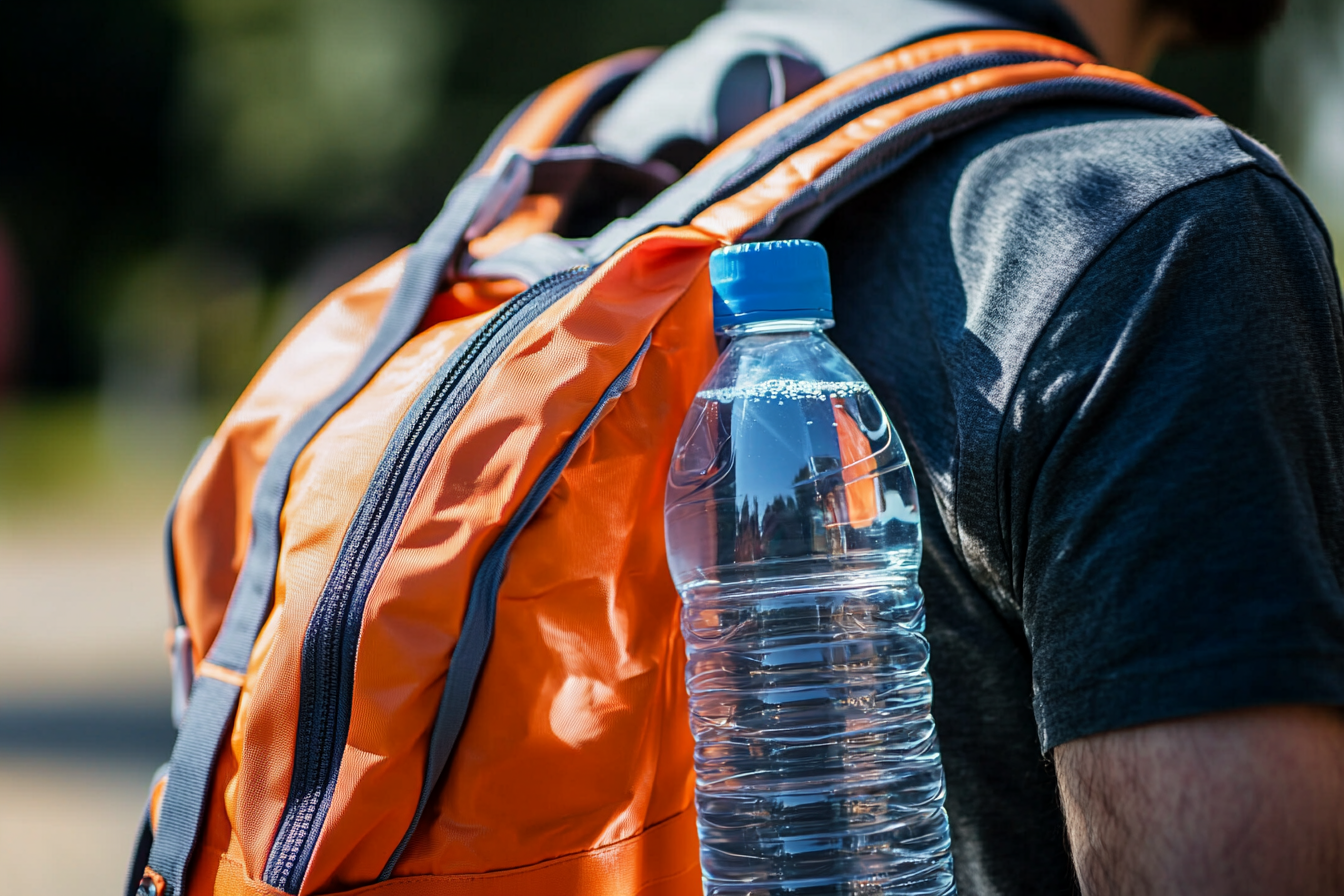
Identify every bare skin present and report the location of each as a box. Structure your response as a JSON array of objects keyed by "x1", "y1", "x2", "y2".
[
  {"x1": 1056, "y1": 706, "x2": 1344, "y2": 895},
  {"x1": 1054, "y1": 0, "x2": 1191, "y2": 72}
]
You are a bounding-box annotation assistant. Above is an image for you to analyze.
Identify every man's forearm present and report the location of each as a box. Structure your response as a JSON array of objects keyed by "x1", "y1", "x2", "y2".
[{"x1": 1056, "y1": 705, "x2": 1344, "y2": 896}]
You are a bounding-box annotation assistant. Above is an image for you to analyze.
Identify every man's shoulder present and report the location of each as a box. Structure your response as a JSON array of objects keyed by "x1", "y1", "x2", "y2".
[
  {"x1": 944, "y1": 108, "x2": 1298, "y2": 312},
  {"x1": 959, "y1": 111, "x2": 1263, "y2": 205}
]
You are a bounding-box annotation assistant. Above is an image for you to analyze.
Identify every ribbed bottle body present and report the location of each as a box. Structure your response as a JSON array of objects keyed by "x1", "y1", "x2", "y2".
[{"x1": 667, "y1": 326, "x2": 954, "y2": 896}]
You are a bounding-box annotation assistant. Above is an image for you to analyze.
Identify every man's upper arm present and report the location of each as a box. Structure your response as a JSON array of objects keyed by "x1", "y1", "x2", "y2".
[
  {"x1": 1056, "y1": 706, "x2": 1344, "y2": 896},
  {"x1": 1005, "y1": 164, "x2": 1344, "y2": 751},
  {"x1": 1008, "y1": 158, "x2": 1344, "y2": 892}
]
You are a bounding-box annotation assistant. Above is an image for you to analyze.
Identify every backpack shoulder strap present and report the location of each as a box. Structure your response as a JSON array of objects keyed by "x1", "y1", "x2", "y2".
[
  {"x1": 470, "y1": 29, "x2": 1207, "y2": 284},
  {"x1": 690, "y1": 51, "x2": 1210, "y2": 243}
]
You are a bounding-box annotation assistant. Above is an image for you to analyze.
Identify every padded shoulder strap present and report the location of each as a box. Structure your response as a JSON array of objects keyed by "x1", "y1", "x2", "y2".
[
  {"x1": 689, "y1": 55, "x2": 1211, "y2": 243},
  {"x1": 472, "y1": 30, "x2": 1209, "y2": 284}
]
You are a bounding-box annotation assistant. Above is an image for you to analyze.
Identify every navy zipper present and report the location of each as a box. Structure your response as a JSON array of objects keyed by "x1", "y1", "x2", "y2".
[
  {"x1": 262, "y1": 266, "x2": 588, "y2": 893},
  {"x1": 379, "y1": 333, "x2": 653, "y2": 878}
]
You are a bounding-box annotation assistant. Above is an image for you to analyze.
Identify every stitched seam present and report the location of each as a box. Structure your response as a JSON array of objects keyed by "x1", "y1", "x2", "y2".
[
  {"x1": 214, "y1": 807, "x2": 695, "y2": 890},
  {"x1": 198, "y1": 662, "x2": 247, "y2": 688}
]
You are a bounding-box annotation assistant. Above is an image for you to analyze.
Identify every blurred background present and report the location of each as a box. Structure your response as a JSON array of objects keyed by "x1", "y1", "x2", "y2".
[{"x1": 1, "y1": 0, "x2": 1341, "y2": 890}]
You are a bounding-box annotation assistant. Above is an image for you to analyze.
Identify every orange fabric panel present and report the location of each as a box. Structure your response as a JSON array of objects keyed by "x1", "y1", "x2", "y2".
[
  {"x1": 691, "y1": 61, "x2": 1210, "y2": 244},
  {"x1": 467, "y1": 194, "x2": 565, "y2": 260},
  {"x1": 218, "y1": 310, "x2": 493, "y2": 880},
  {"x1": 417, "y1": 280, "x2": 526, "y2": 333},
  {"x1": 201, "y1": 808, "x2": 698, "y2": 896},
  {"x1": 483, "y1": 48, "x2": 663, "y2": 171},
  {"x1": 395, "y1": 269, "x2": 715, "y2": 879},
  {"x1": 294, "y1": 228, "x2": 718, "y2": 893},
  {"x1": 172, "y1": 252, "x2": 407, "y2": 665},
  {"x1": 696, "y1": 29, "x2": 1095, "y2": 169}
]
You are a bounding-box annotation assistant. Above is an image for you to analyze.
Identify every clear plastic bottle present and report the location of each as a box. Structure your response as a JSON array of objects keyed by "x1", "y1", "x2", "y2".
[{"x1": 665, "y1": 241, "x2": 954, "y2": 896}]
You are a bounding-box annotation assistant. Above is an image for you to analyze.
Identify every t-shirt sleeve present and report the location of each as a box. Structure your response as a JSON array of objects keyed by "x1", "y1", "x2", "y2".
[{"x1": 1004, "y1": 166, "x2": 1344, "y2": 750}]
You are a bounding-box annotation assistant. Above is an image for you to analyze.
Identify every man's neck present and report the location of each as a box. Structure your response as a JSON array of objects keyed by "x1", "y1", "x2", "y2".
[{"x1": 1053, "y1": 0, "x2": 1189, "y2": 72}]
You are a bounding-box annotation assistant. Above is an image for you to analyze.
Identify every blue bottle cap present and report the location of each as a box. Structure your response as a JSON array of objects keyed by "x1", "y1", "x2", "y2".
[{"x1": 709, "y1": 240, "x2": 833, "y2": 329}]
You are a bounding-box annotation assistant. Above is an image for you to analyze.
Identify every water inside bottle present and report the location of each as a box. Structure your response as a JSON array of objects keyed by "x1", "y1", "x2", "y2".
[{"x1": 666, "y1": 331, "x2": 955, "y2": 895}]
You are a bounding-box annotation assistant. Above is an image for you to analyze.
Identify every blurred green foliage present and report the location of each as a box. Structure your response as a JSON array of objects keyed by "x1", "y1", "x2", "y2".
[
  {"x1": 0, "y1": 399, "x2": 108, "y2": 504},
  {"x1": 0, "y1": 394, "x2": 207, "y2": 517},
  {"x1": 0, "y1": 0, "x2": 719, "y2": 407},
  {"x1": 180, "y1": 0, "x2": 457, "y2": 219},
  {"x1": 0, "y1": 0, "x2": 1338, "y2": 420}
]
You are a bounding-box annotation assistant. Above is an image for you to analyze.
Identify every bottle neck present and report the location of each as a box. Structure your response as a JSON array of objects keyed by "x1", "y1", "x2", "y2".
[{"x1": 717, "y1": 316, "x2": 835, "y2": 337}]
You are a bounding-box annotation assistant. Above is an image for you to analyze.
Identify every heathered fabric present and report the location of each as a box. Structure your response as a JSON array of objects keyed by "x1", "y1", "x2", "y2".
[{"x1": 815, "y1": 105, "x2": 1344, "y2": 893}]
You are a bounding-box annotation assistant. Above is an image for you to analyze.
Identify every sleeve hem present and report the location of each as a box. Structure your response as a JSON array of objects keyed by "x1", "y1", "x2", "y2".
[{"x1": 1033, "y1": 649, "x2": 1344, "y2": 751}]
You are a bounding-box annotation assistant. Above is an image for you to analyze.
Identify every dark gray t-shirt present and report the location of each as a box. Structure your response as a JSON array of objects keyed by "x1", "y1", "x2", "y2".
[
  {"x1": 598, "y1": 1, "x2": 1344, "y2": 888},
  {"x1": 812, "y1": 106, "x2": 1344, "y2": 893}
]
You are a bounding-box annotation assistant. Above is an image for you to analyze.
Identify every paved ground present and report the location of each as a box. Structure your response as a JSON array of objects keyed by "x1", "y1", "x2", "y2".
[
  {"x1": 0, "y1": 756, "x2": 164, "y2": 893},
  {"x1": 0, "y1": 407, "x2": 188, "y2": 895},
  {"x1": 0, "y1": 510, "x2": 176, "y2": 894}
]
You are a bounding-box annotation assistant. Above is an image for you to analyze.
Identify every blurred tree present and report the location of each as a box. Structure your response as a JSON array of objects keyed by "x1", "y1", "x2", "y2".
[
  {"x1": 0, "y1": 0, "x2": 179, "y2": 393},
  {"x1": 0, "y1": 0, "x2": 719, "y2": 398},
  {"x1": 179, "y1": 0, "x2": 457, "y2": 222},
  {"x1": 103, "y1": 246, "x2": 265, "y2": 410},
  {"x1": 1259, "y1": 0, "x2": 1344, "y2": 261},
  {"x1": 4, "y1": 0, "x2": 1339, "y2": 403}
]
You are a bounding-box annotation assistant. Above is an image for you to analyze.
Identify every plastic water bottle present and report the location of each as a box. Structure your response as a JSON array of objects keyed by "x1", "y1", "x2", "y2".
[{"x1": 664, "y1": 241, "x2": 954, "y2": 895}]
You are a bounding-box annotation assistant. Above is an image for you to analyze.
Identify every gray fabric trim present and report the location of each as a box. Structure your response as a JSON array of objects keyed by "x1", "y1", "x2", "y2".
[
  {"x1": 463, "y1": 233, "x2": 589, "y2": 284},
  {"x1": 144, "y1": 676, "x2": 242, "y2": 895}
]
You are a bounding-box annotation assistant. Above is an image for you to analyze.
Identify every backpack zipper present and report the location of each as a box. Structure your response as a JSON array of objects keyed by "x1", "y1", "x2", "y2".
[
  {"x1": 258, "y1": 50, "x2": 1069, "y2": 895},
  {"x1": 262, "y1": 266, "x2": 588, "y2": 894}
]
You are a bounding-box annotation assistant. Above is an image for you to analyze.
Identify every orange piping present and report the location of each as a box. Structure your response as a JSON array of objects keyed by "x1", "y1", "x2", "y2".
[
  {"x1": 691, "y1": 60, "x2": 1211, "y2": 243},
  {"x1": 198, "y1": 661, "x2": 247, "y2": 688},
  {"x1": 1077, "y1": 63, "x2": 1211, "y2": 115},
  {"x1": 697, "y1": 30, "x2": 1096, "y2": 170}
]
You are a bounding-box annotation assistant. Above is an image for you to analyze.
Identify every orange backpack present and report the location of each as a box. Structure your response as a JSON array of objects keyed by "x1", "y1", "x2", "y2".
[{"x1": 130, "y1": 31, "x2": 1207, "y2": 896}]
